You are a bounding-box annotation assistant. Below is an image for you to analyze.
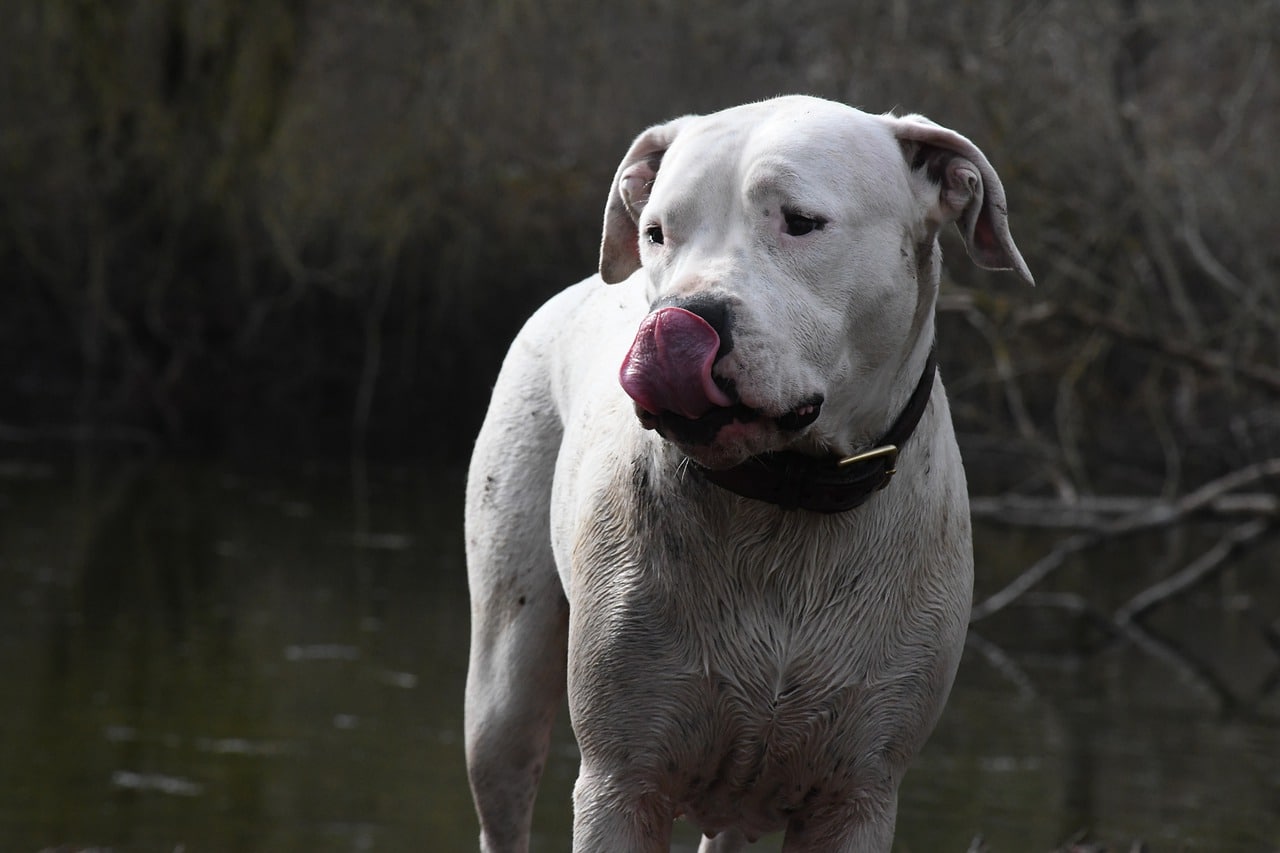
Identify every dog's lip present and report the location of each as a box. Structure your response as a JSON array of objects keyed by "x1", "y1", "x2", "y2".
[{"x1": 635, "y1": 396, "x2": 823, "y2": 445}]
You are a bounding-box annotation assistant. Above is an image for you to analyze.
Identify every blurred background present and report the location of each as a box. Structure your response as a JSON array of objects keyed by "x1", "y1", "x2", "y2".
[{"x1": 1, "y1": 1, "x2": 1278, "y2": 851}]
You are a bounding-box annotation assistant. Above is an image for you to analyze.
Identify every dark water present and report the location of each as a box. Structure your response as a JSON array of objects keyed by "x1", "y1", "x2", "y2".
[{"x1": 1, "y1": 456, "x2": 1277, "y2": 852}]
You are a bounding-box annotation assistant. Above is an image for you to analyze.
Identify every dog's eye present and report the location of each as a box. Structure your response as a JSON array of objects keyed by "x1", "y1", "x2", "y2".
[
  {"x1": 783, "y1": 210, "x2": 826, "y2": 237},
  {"x1": 645, "y1": 224, "x2": 665, "y2": 245}
]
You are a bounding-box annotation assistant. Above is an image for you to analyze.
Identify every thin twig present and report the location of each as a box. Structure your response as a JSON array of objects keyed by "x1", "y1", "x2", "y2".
[
  {"x1": 970, "y1": 530, "x2": 1099, "y2": 622},
  {"x1": 965, "y1": 632, "x2": 1039, "y2": 701},
  {"x1": 1111, "y1": 619, "x2": 1241, "y2": 713},
  {"x1": 970, "y1": 491, "x2": 1279, "y2": 528},
  {"x1": 962, "y1": 305, "x2": 1075, "y2": 499},
  {"x1": 1064, "y1": 306, "x2": 1280, "y2": 395},
  {"x1": 1114, "y1": 519, "x2": 1273, "y2": 624}
]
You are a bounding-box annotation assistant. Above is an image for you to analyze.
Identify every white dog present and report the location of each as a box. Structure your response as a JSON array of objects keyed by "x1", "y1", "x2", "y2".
[{"x1": 464, "y1": 95, "x2": 1032, "y2": 852}]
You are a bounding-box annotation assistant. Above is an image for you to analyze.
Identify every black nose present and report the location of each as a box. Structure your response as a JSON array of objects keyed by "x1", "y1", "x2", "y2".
[{"x1": 650, "y1": 293, "x2": 734, "y2": 360}]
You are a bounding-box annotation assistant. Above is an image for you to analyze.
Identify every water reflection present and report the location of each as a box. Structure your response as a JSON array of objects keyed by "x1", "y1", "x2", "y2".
[{"x1": 0, "y1": 456, "x2": 1275, "y2": 852}]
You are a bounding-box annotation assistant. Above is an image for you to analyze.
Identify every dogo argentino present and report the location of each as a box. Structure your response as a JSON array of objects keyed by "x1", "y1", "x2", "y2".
[{"x1": 464, "y1": 94, "x2": 1033, "y2": 852}]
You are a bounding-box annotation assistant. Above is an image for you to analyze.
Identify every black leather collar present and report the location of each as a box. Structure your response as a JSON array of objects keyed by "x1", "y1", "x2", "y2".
[{"x1": 694, "y1": 348, "x2": 938, "y2": 514}]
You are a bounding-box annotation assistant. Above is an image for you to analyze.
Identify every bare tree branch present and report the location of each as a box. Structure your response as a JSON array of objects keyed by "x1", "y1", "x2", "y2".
[
  {"x1": 1115, "y1": 519, "x2": 1273, "y2": 624},
  {"x1": 1064, "y1": 307, "x2": 1280, "y2": 395},
  {"x1": 971, "y1": 458, "x2": 1280, "y2": 621}
]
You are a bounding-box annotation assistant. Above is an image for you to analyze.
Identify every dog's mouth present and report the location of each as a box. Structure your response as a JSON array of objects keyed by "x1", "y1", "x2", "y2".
[
  {"x1": 619, "y1": 305, "x2": 825, "y2": 454},
  {"x1": 635, "y1": 396, "x2": 824, "y2": 447}
]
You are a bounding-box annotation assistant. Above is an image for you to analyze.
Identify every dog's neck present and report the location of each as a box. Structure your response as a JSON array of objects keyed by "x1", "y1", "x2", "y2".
[{"x1": 692, "y1": 346, "x2": 938, "y2": 513}]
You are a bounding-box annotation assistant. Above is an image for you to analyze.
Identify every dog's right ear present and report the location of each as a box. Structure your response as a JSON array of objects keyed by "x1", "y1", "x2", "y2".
[{"x1": 599, "y1": 116, "x2": 691, "y2": 284}]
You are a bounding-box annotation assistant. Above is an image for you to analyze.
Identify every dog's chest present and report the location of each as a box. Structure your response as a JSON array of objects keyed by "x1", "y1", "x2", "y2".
[
  {"x1": 629, "y1": 550, "x2": 903, "y2": 834},
  {"x1": 568, "y1": 469, "x2": 962, "y2": 835},
  {"x1": 660, "y1": 612, "x2": 880, "y2": 835}
]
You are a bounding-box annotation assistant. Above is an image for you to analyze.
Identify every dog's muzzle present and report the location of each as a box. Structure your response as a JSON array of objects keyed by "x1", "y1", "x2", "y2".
[{"x1": 619, "y1": 306, "x2": 823, "y2": 446}]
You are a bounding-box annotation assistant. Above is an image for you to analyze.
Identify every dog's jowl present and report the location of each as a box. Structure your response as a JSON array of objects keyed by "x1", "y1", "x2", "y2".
[{"x1": 464, "y1": 95, "x2": 1032, "y2": 853}]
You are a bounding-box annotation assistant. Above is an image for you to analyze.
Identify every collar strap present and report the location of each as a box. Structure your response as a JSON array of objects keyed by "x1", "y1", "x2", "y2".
[{"x1": 694, "y1": 348, "x2": 938, "y2": 514}]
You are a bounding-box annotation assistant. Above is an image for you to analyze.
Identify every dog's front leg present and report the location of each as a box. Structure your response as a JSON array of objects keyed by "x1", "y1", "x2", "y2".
[
  {"x1": 464, "y1": 449, "x2": 570, "y2": 851},
  {"x1": 464, "y1": 573, "x2": 568, "y2": 853},
  {"x1": 782, "y1": 793, "x2": 898, "y2": 853},
  {"x1": 697, "y1": 828, "x2": 750, "y2": 852},
  {"x1": 572, "y1": 769, "x2": 673, "y2": 852}
]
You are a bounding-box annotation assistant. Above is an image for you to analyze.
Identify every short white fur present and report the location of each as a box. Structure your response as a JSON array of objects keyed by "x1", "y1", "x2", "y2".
[{"x1": 465, "y1": 94, "x2": 1031, "y2": 852}]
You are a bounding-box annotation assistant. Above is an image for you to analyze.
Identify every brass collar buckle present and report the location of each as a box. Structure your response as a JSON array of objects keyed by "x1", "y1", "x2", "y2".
[{"x1": 836, "y1": 444, "x2": 900, "y2": 490}]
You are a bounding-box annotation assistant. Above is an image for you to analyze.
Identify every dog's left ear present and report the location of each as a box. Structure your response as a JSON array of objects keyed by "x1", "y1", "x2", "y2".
[{"x1": 888, "y1": 114, "x2": 1034, "y2": 286}]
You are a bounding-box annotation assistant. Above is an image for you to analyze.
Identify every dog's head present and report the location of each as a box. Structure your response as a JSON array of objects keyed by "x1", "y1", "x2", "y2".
[{"x1": 601, "y1": 95, "x2": 1032, "y2": 469}]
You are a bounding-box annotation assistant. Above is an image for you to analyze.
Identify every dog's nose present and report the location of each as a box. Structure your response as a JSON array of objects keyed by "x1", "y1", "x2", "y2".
[{"x1": 650, "y1": 294, "x2": 734, "y2": 360}]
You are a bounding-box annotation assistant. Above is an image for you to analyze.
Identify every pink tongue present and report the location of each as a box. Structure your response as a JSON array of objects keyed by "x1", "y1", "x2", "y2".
[{"x1": 620, "y1": 307, "x2": 733, "y2": 419}]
